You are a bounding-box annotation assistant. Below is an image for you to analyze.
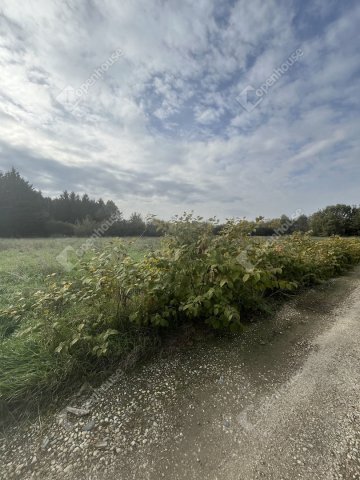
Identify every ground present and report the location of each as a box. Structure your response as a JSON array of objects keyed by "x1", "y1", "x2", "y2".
[{"x1": 0, "y1": 264, "x2": 359, "y2": 479}]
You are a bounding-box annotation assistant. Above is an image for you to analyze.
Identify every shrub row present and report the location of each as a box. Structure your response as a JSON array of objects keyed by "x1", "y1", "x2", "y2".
[{"x1": 1, "y1": 216, "x2": 360, "y2": 407}]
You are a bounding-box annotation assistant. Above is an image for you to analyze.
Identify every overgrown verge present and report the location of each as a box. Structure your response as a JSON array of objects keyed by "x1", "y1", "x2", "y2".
[{"x1": 1, "y1": 215, "x2": 360, "y2": 420}]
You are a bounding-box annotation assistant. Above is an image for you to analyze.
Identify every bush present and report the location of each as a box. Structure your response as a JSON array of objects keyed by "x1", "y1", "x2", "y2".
[
  {"x1": 45, "y1": 220, "x2": 75, "y2": 237},
  {"x1": 73, "y1": 217, "x2": 99, "y2": 237},
  {"x1": 1, "y1": 215, "x2": 360, "y2": 406}
]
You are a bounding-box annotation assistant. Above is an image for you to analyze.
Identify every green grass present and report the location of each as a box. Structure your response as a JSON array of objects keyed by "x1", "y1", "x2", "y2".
[
  {"x1": 0, "y1": 237, "x2": 159, "y2": 309},
  {"x1": 0, "y1": 236, "x2": 160, "y2": 422},
  {"x1": 1, "y1": 231, "x2": 360, "y2": 423},
  {"x1": 0, "y1": 236, "x2": 160, "y2": 341}
]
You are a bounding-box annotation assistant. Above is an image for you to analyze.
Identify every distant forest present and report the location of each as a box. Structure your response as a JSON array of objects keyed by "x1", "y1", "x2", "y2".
[
  {"x1": 0, "y1": 168, "x2": 159, "y2": 237},
  {"x1": 0, "y1": 168, "x2": 359, "y2": 238}
]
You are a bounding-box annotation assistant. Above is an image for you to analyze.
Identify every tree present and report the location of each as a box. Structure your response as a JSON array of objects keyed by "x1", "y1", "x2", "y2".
[
  {"x1": 310, "y1": 204, "x2": 354, "y2": 236},
  {"x1": 0, "y1": 168, "x2": 48, "y2": 236},
  {"x1": 127, "y1": 212, "x2": 146, "y2": 235},
  {"x1": 293, "y1": 214, "x2": 309, "y2": 233},
  {"x1": 351, "y1": 208, "x2": 360, "y2": 235}
]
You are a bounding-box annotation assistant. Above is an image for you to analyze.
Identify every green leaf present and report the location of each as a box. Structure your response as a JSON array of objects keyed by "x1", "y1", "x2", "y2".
[
  {"x1": 70, "y1": 336, "x2": 80, "y2": 347},
  {"x1": 243, "y1": 273, "x2": 250, "y2": 282},
  {"x1": 55, "y1": 342, "x2": 64, "y2": 353},
  {"x1": 103, "y1": 328, "x2": 119, "y2": 340}
]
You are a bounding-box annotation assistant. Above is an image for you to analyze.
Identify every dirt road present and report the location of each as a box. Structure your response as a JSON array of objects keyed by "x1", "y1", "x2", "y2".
[{"x1": 1, "y1": 268, "x2": 360, "y2": 479}]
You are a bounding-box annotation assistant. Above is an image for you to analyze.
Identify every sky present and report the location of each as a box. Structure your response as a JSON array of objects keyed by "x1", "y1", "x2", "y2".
[{"x1": 0, "y1": 0, "x2": 359, "y2": 220}]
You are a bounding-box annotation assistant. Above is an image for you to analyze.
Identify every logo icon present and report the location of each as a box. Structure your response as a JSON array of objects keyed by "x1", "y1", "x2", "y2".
[
  {"x1": 56, "y1": 86, "x2": 82, "y2": 115},
  {"x1": 56, "y1": 246, "x2": 78, "y2": 272},
  {"x1": 236, "y1": 85, "x2": 264, "y2": 112}
]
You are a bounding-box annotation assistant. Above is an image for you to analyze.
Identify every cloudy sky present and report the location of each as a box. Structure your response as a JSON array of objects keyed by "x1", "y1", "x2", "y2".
[{"x1": 0, "y1": 0, "x2": 359, "y2": 220}]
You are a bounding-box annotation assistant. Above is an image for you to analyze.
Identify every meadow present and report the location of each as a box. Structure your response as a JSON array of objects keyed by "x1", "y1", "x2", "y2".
[
  {"x1": 0, "y1": 237, "x2": 160, "y2": 314},
  {"x1": 0, "y1": 236, "x2": 160, "y2": 422},
  {"x1": 1, "y1": 220, "x2": 360, "y2": 423}
]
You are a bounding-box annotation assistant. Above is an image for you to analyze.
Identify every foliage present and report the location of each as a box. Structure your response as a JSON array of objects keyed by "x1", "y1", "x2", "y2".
[
  {"x1": 233, "y1": 205, "x2": 360, "y2": 237},
  {"x1": 45, "y1": 220, "x2": 75, "y2": 237},
  {"x1": 310, "y1": 204, "x2": 359, "y2": 236},
  {"x1": 49, "y1": 191, "x2": 118, "y2": 225},
  {"x1": 1, "y1": 169, "x2": 359, "y2": 239},
  {"x1": 0, "y1": 169, "x2": 161, "y2": 238},
  {"x1": 0, "y1": 168, "x2": 48, "y2": 237},
  {"x1": 1, "y1": 217, "x2": 360, "y2": 407}
]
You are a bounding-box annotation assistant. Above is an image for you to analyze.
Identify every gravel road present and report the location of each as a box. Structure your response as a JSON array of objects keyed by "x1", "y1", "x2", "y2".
[{"x1": 1, "y1": 268, "x2": 360, "y2": 480}]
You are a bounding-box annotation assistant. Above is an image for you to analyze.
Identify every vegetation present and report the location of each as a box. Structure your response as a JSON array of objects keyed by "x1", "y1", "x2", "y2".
[
  {"x1": 0, "y1": 169, "x2": 359, "y2": 238},
  {"x1": 0, "y1": 168, "x2": 160, "y2": 237},
  {"x1": 0, "y1": 237, "x2": 159, "y2": 338},
  {"x1": 1, "y1": 216, "x2": 360, "y2": 418},
  {"x1": 309, "y1": 204, "x2": 360, "y2": 236},
  {"x1": 252, "y1": 206, "x2": 360, "y2": 237},
  {"x1": 0, "y1": 171, "x2": 359, "y2": 419}
]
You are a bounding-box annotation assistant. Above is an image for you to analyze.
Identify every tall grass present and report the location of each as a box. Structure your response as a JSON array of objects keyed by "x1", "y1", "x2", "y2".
[{"x1": 1, "y1": 224, "x2": 360, "y2": 419}]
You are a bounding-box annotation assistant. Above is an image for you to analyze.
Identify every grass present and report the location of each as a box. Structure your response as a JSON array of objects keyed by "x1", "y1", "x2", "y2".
[
  {"x1": 0, "y1": 236, "x2": 159, "y2": 311},
  {"x1": 0, "y1": 237, "x2": 160, "y2": 424},
  {"x1": 1, "y1": 230, "x2": 360, "y2": 425}
]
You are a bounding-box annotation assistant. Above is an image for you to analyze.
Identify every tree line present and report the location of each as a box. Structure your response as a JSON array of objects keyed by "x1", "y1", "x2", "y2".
[
  {"x1": 0, "y1": 168, "x2": 159, "y2": 237},
  {"x1": 251, "y1": 205, "x2": 360, "y2": 237},
  {"x1": 0, "y1": 168, "x2": 358, "y2": 237}
]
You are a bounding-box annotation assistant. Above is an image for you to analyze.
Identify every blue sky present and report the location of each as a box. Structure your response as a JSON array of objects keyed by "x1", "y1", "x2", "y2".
[{"x1": 0, "y1": 0, "x2": 359, "y2": 219}]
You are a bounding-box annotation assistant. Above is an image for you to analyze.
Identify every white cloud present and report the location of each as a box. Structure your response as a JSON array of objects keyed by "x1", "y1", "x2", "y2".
[{"x1": 0, "y1": 0, "x2": 359, "y2": 219}]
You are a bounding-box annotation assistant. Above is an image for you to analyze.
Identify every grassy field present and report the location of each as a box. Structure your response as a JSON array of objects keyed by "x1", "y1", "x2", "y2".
[
  {"x1": 0, "y1": 237, "x2": 160, "y2": 314},
  {"x1": 0, "y1": 236, "x2": 160, "y2": 423},
  {"x1": 1, "y1": 228, "x2": 360, "y2": 423}
]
